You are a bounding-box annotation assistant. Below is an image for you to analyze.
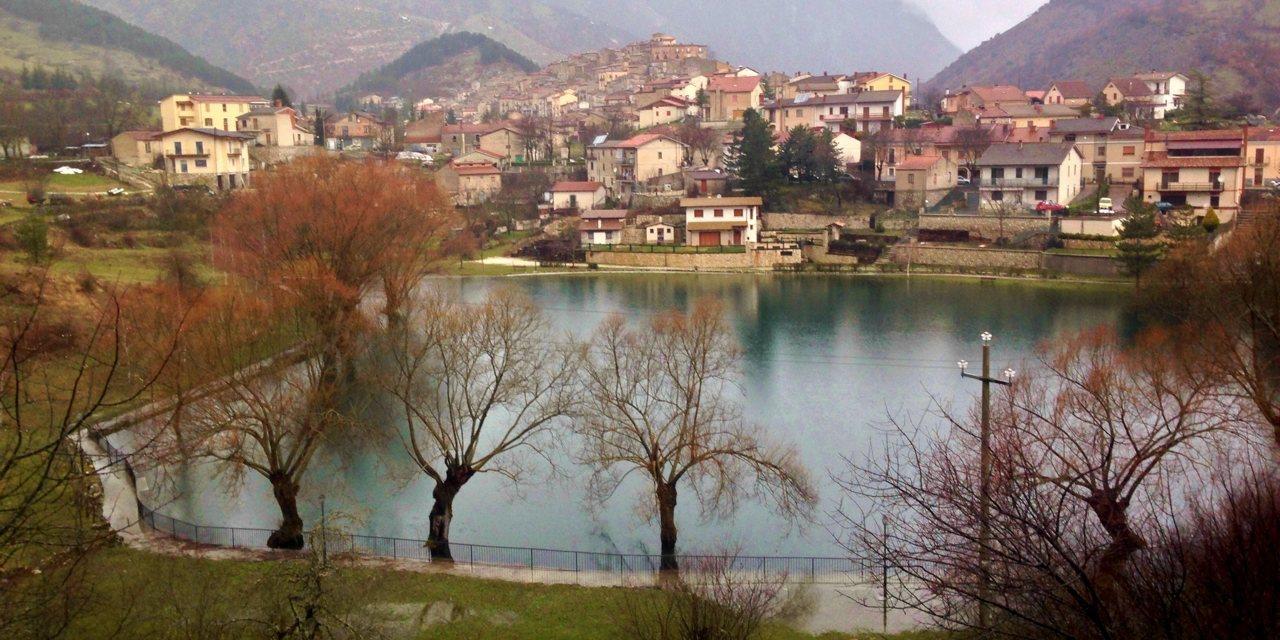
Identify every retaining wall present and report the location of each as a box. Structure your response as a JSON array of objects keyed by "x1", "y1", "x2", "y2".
[
  {"x1": 587, "y1": 247, "x2": 802, "y2": 270},
  {"x1": 891, "y1": 244, "x2": 1044, "y2": 270},
  {"x1": 918, "y1": 213, "x2": 1052, "y2": 240}
]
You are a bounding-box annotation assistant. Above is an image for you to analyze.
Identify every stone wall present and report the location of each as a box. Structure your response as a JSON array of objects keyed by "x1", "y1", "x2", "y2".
[
  {"x1": 1043, "y1": 253, "x2": 1124, "y2": 277},
  {"x1": 918, "y1": 213, "x2": 1052, "y2": 241},
  {"x1": 586, "y1": 247, "x2": 802, "y2": 270},
  {"x1": 802, "y1": 244, "x2": 862, "y2": 265},
  {"x1": 890, "y1": 244, "x2": 1044, "y2": 270},
  {"x1": 763, "y1": 212, "x2": 871, "y2": 231}
]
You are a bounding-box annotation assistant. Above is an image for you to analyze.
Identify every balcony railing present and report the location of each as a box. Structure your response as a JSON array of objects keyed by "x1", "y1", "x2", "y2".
[
  {"x1": 1160, "y1": 181, "x2": 1224, "y2": 192},
  {"x1": 982, "y1": 178, "x2": 1055, "y2": 188}
]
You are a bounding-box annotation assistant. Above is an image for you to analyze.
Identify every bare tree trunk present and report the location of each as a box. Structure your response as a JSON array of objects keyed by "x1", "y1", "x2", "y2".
[
  {"x1": 268, "y1": 474, "x2": 305, "y2": 550},
  {"x1": 427, "y1": 467, "x2": 472, "y2": 563},
  {"x1": 1087, "y1": 490, "x2": 1145, "y2": 604},
  {"x1": 657, "y1": 482, "x2": 679, "y2": 574}
]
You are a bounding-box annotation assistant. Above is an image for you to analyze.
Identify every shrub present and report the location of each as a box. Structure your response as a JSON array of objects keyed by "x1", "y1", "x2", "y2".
[
  {"x1": 1202, "y1": 208, "x2": 1220, "y2": 232},
  {"x1": 15, "y1": 215, "x2": 50, "y2": 263},
  {"x1": 76, "y1": 270, "x2": 99, "y2": 294}
]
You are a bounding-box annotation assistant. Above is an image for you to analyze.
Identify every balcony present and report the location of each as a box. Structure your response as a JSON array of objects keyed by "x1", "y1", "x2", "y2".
[
  {"x1": 982, "y1": 178, "x2": 1056, "y2": 189},
  {"x1": 1159, "y1": 181, "x2": 1224, "y2": 192}
]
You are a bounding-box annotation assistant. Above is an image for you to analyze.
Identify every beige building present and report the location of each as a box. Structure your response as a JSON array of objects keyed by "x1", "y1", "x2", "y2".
[
  {"x1": 1247, "y1": 128, "x2": 1280, "y2": 191},
  {"x1": 237, "y1": 106, "x2": 312, "y2": 148},
  {"x1": 682, "y1": 196, "x2": 762, "y2": 246},
  {"x1": 157, "y1": 127, "x2": 254, "y2": 190},
  {"x1": 578, "y1": 210, "x2": 629, "y2": 245},
  {"x1": 1142, "y1": 129, "x2": 1246, "y2": 220},
  {"x1": 893, "y1": 155, "x2": 958, "y2": 209},
  {"x1": 705, "y1": 75, "x2": 762, "y2": 122},
  {"x1": 110, "y1": 130, "x2": 161, "y2": 167},
  {"x1": 550, "y1": 181, "x2": 607, "y2": 211},
  {"x1": 436, "y1": 161, "x2": 502, "y2": 206},
  {"x1": 637, "y1": 96, "x2": 695, "y2": 128},
  {"x1": 976, "y1": 142, "x2": 1083, "y2": 210},
  {"x1": 160, "y1": 94, "x2": 265, "y2": 133},
  {"x1": 855, "y1": 73, "x2": 912, "y2": 107},
  {"x1": 1044, "y1": 81, "x2": 1093, "y2": 108},
  {"x1": 587, "y1": 133, "x2": 687, "y2": 199},
  {"x1": 1048, "y1": 117, "x2": 1145, "y2": 184}
]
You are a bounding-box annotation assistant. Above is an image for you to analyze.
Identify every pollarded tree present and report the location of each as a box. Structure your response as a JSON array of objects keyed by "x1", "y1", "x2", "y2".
[
  {"x1": 575, "y1": 299, "x2": 816, "y2": 574},
  {"x1": 382, "y1": 288, "x2": 579, "y2": 562}
]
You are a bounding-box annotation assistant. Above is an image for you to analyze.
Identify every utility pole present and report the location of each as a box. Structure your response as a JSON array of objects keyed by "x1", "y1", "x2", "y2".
[{"x1": 958, "y1": 332, "x2": 1015, "y2": 634}]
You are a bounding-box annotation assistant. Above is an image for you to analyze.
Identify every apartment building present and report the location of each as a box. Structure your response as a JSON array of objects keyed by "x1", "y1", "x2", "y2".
[
  {"x1": 587, "y1": 133, "x2": 687, "y2": 198},
  {"x1": 160, "y1": 94, "x2": 266, "y2": 132},
  {"x1": 157, "y1": 127, "x2": 254, "y2": 190},
  {"x1": 976, "y1": 142, "x2": 1083, "y2": 209},
  {"x1": 1141, "y1": 129, "x2": 1246, "y2": 219}
]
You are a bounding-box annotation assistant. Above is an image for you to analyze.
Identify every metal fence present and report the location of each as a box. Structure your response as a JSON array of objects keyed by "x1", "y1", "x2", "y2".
[{"x1": 103, "y1": 437, "x2": 871, "y2": 584}]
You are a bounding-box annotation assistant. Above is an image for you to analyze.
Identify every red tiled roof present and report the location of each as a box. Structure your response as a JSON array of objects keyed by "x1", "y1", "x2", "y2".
[
  {"x1": 580, "y1": 209, "x2": 629, "y2": 220},
  {"x1": 118, "y1": 130, "x2": 161, "y2": 141},
  {"x1": 1107, "y1": 77, "x2": 1153, "y2": 97},
  {"x1": 188, "y1": 94, "x2": 265, "y2": 103},
  {"x1": 708, "y1": 76, "x2": 761, "y2": 93},
  {"x1": 578, "y1": 219, "x2": 625, "y2": 232},
  {"x1": 1141, "y1": 153, "x2": 1244, "y2": 169},
  {"x1": 551, "y1": 181, "x2": 604, "y2": 193},
  {"x1": 969, "y1": 85, "x2": 1026, "y2": 103},
  {"x1": 1149, "y1": 129, "x2": 1244, "y2": 142},
  {"x1": 1048, "y1": 80, "x2": 1093, "y2": 99}
]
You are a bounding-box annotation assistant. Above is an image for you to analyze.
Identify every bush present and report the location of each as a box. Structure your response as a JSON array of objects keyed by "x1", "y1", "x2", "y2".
[
  {"x1": 76, "y1": 270, "x2": 99, "y2": 294},
  {"x1": 1202, "y1": 208, "x2": 1220, "y2": 232},
  {"x1": 15, "y1": 215, "x2": 50, "y2": 263}
]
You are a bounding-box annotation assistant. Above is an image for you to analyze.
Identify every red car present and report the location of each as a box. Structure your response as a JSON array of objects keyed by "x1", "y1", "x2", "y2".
[{"x1": 1036, "y1": 201, "x2": 1067, "y2": 214}]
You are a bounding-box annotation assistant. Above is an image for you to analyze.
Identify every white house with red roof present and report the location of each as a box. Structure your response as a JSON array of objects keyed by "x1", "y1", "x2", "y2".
[
  {"x1": 681, "y1": 196, "x2": 762, "y2": 246},
  {"x1": 550, "y1": 181, "x2": 607, "y2": 211},
  {"x1": 638, "y1": 96, "x2": 697, "y2": 128}
]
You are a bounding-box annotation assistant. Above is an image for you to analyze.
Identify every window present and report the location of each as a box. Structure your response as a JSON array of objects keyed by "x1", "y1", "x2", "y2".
[
  {"x1": 694, "y1": 209, "x2": 704, "y2": 218},
  {"x1": 882, "y1": 106, "x2": 890, "y2": 117},
  {"x1": 1257, "y1": 148, "x2": 1266, "y2": 164},
  {"x1": 194, "y1": 159, "x2": 208, "y2": 168},
  {"x1": 221, "y1": 103, "x2": 227, "y2": 112},
  {"x1": 658, "y1": 152, "x2": 663, "y2": 159},
  {"x1": 204, "y1": 118, "x2": 213, "y2": 127},
  {"x1": 173, "y1": 141, "x2": 183, "y2": 155},
  {"x1": 992, "y1": 167, "x2": 1005, "y2": 179},
  {"x1": 907, "y1": 173, "x2": 915, "y2": 185},
  {"x1": 195, "y1": 141, "x2": 204, "y2": 155},
  {"x1": 1015, "y1": 167, "x2": 1023, "y2": 179},
  {"x1": 1257, "y1": 168, "x2": 1265, "y2": 186},
  {"x1": 144, "y1": 142, "x2": 152, "y2": 153},
  {"x1": 1123, "y1": 145, "x2": 1136, "y2": 156},
  {"x1": 734, "y1": 209, "x2": 743, "y2": 216},
  {"x1": 1123, "y1": 168, "x2": 1135, "y2": 179},
  {"x1": 179, "y1": 161, "x2": 188, "y2": 173},
  {"x1": 992, "y1": 191, "x2": 1004, "y2": 201},
  {"x1": 1210, "y1": 195, "x2": 1220, "y2": 208},
  {"x1": 1035, "y1": 189, "x2": 1047, "y2": 201},
  {"x1": 1097, "y1": 145, "x2": 1107, "y2": 158},
  {"x1": 714, "y1": 209, "x2": 724, "y2": 218}
]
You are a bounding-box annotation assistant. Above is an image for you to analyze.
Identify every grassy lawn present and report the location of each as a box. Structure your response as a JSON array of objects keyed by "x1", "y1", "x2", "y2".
[
  {"x1": 0, "y1": 241, "x2": 216, "y2": 285},
  {"x1": 0, "y1": 173, "x2": 133, "y2": 195},
  {"x1": 58, "y1": 547, "x2": 939, "y2": 640}
]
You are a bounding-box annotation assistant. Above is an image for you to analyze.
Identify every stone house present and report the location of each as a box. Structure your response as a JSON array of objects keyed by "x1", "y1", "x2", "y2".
[
  {"x1": 436, "y1": 161, "x2": 502, "y2": 206},
  {"x1": 110, "y1": 130, "x2": 162, "y2": 167},
  {"x1": 893, "y1": 155, "x2": 958, "y2": 209},
  {"x1": 705, "y1": 75, "x2": 762, "y2": 122}
]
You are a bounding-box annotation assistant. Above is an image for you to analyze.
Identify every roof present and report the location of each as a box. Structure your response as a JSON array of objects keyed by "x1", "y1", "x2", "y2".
[
  {"x1": 1106, "y1": 77, "x2": 1153, "y2": 97},
  {"x1": 158, "y1": 127, "x2": 256, "y2": 141},
  {"x1": 707, "y1": 76, "x2": 761, "y2": 93},
  {"x1": 852, "y1": 90, "x2": 904, "y2": 104},
  {"x1": 977, "y1": 142, "x2": 1078, "y2": 166},
  {"x1": 641, "y1": 96, "x2": 692, "y2": 109},
  {"x1": 1000, "y1": 103, "x2": 1082, "y2": 118},
  {"x1": 580, "y1": 209, "x2": 629, "y2": 220},
  {"x1": 443, "y1": 122, "x2": 503, "y2": 135},
  {"x1": 187, "y1": 94, "x2": 265, "y2": 103},
  {"x1": 1134, "y1": 71, "x2": 1185, "y2": 81},
  {"x1": 578, "y1": 220, "x2": 625, "y2": 232},
  {"x1": 896, "y1": 155, "x2": 945, "y2": 171},
  {"x1": 551, "y1": 181, "x2": 604, "y2": 193},
  {"x1": 682, "y1": 197, "x2": 763, "y2": 207},
  {"x1": 593, "y1": 133, "x2": 683, "y2": 149},
  {"x1": 684, "y1": 168, "x2": 730, "y2": 180},
  {"x1": 1048, "y1": 81, "x2": 1093, "y2": 99},
  {"x1": 969, "y1": 85, "x2": 1027, "y2": 104},
  {"x1": 1141, "y1": 153, "x2": 1244, "y2": 169},
  {"x1": 793, "y1": 74, "x2": 847, "y2": 85},
  {"x1": 1050, "y1": 117, "x2": 1121, "y2": 135},
  {"x1": 452, "y1": 164, "x2": 501, "y2": 176},
  {"x1": 116, "y1": 130, "x2": 161, "y2": 141},
  {"x1": 1148, "y1": 129, "x2": 1245, "y2": 143}
]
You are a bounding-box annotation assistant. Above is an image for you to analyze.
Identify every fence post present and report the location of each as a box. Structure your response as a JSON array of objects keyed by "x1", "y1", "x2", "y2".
[
  {"x1": 470, "y1": 544, "x2": 474, "y2": 570},
  {"x1": 231, "y1": 528, "x2": 236, "y2": 548}
]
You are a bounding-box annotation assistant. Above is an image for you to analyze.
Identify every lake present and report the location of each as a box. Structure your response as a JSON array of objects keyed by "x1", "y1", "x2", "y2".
[{"x1": 128, "y1": 274, "x2": 1138, "y2": 558}]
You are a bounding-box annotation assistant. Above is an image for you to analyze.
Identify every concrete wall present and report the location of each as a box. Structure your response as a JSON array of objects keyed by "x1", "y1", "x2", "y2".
[
  {"x1": 586, "y1": 247, "x2": 802, "y2": 270},
  {"x1": 918, "y1": 213, "x2": 1052, "y2": 241},
  {"x1": 891, "y1": 244, "x2": 1044, "y2": 270}
]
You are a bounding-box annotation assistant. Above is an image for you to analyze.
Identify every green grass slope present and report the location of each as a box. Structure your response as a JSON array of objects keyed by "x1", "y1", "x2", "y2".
[{"x1": 0, "y1": 0, "x2": 256, "y2": 93}]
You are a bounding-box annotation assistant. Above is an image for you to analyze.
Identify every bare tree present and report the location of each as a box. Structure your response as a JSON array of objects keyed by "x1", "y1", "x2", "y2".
[
  {"x1": 836, "y1": 327, "x2": 1241, "y2": 639},
  {"x1": 953, "y1": 123, "x2": 993, "y2": 182},
  {"x1": 382, "y1": 287, "x2": 578, "y2": 562},
  {"x1": 575, "y1": 299, "x2": 815, "y2": 573}
]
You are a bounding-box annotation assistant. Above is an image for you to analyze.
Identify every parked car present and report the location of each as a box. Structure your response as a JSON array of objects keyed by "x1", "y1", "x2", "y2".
[
  {"x1": 956, "y1": 176, "x2": 972, "y2": 186},
  {"x1": 106, "y1": 187, "x2": 127, "y2": 196},
  {"x1": 1035, "y1": 200, "x2": 1067, "y2": 213}
]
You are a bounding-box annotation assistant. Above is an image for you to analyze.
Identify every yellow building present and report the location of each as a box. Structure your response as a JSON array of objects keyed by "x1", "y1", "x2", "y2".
[
  {"x1": 159, "y1": 94, "x2": 266, "y2": 133},
  {"x1": 855, "y1": 73, "x2": 912, "y2": 107},
  {"x1": 1141, "y1": 129, "x2": 1245, "y2": 220},
  {"x1": 157, "y1": 127, "x2": 254, "y2": 190},
  {"x1": 1247, "y1": 128, "x2": 1280, "y2": 190},
  {"x1": 587, "y1": 133, "x2": 687, "y2": 199}
]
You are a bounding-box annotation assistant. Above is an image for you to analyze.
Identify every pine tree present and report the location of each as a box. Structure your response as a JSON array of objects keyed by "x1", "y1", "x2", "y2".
[
  {"x1": 1116, "y1": 198, "x2": 1164, "y2": 285},
  {"x1": 314, "y1": 108, "x2": 326, "y2": 146},
  {"x1": 271, "y1": 84, "x2": 293, "y2": 108},
  {"x1": 726, "y1": 108, "x2": 779, "y2": 202}
]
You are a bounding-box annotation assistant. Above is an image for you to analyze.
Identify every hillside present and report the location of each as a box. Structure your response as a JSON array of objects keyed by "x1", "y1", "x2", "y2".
[
  {"x1": 927, "y1": 0, "x2": 1280, "y2": 110},
  {"x1": 338, "y1": 32, "x2": 538, "y2": 104},
  {"x1": 0, "y1": 0, "x2": 256, "y2": 94},
  {"x1": 80, "y1": 0, "x2": 634, "y2": 99},
  {"x1": 543, "y1": 0, "x2": 962, "y2": 79}
]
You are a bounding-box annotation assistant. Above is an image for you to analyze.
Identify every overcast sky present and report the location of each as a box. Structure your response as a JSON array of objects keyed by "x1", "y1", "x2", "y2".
[{"x1": 905, "y1": 0, "x2": 1047, "y2": 50}]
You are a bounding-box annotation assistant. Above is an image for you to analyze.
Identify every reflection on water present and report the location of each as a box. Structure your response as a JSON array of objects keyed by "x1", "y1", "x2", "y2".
[{"x1": 129, "y1": 274, "x2": 1136, "y2": 557}]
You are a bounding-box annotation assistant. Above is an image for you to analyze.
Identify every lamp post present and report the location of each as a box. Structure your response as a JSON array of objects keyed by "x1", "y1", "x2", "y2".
[{"x1": 958, "y1": 332, "x2": 1015, "y2": 633}]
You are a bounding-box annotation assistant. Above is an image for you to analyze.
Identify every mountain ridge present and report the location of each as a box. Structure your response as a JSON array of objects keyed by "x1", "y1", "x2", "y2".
[
  {"x1": 337, "y1": 32, "x2": 539, "y2": 106},
  {"x1": 926, "y1": 0, "x2": 1280, "y2": 110}
]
